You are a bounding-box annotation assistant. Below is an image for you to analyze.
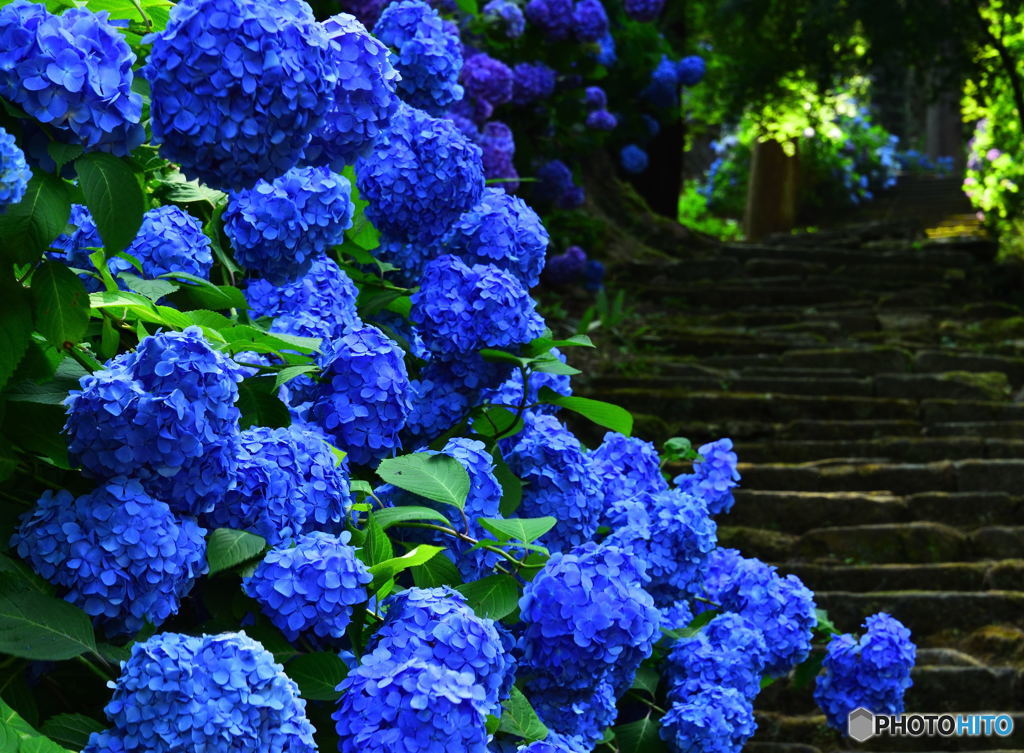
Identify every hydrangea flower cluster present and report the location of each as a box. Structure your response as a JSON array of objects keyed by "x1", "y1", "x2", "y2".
[
  {"x1": 585, "y1": 108, "x2": 617, "y2": 131},
  {"x1": 534, "y1": 160, "x2": 584, "y2": 208},
  {"x1": 483, "y1": 0, "x2": 526, "y2": 37},
  {"x1": 366, "y1": 587, "x2": 515, "y2": 713},
  {"x1": 814, "y1": 612, "x2": 916, "y2": 731},
  {"x1": 588, "y1": 432, "x2": 668, "y2": 527},
  {"x1": 303, "y1": 13, "x2": 401, "y2": 170},
  {"x1": 701, "y1": 548, "x2": 817, "y2": 676},
  {"x1": 665, "y1": 612, "x2": 768, "y2": 701},
  {"x1": 620, "y1": 144, "x2": 649, "y2": 174},
  {"x1": 677, "y1": 55, "x2": 707, "y2": 86},
  {"x1": 624, "y1": 0, "x2": 664, "y2": 21},
  {"x1": 206, "y1": 425, "x2": 351, "y2": 544},
  {"x1": 243, "y1": 531, "x2": 371, "y2": 641},
  {"x1": 442, "y1": 188, "x2": 549, "y2": 288},
  {"x1": 0, "y1": 2, "x2": 143, "y2": 155},
  {"x1": 312, "y1": 323, "x2": 412, "y2": 466},
  {"x1": 461, "y1": 53, "x2": 514, "y2": 114},
  {"x1": 595, "y1": 31, "x2": 616, "y2": 66},
  {"x1": 356, "y1": 104, "x2": 484, "y2": 242},
  {"x1": 659, "y1": 687, "x2": 757, "y2": 753},
  {"x1": 126, "y1": 205, "x2": 214, "y2": 281},
  {"x1": 373, "y1": 0, "x2": 464, "y2": 114},
  {"x1": 519, "y1": 543, "x2": 660, "y2": 747},
  {"x1": 12, "y1": 479, "x2": 206, "y2": 637},
  {"x1": 572, "y1": 0, "x2": 608, "y2": 43},
  {"x1": 48, "y1": 204, "x2": 111, "y2": 291},
  {"x1": 224, "y1": 165, "x2": 354, "y2": 284},
  {"x1": 524, "y1": 0, "x2": 573, "y2": 41},
  {"x1": 479, "y1": 121, "x2": 520, "y2": 191},
  {"x1": 0, "y1": 126, "x2": 29, "y2": 208},
  {"x1": 511, "y1": 62, "x2": 557, "y2": 105},
  {"x1": 542, "y1": 245, "x2": 587, "y2": 286},
  {"x1": 246, "y1": 256, "x2": 361, "y2": 342},
  {"x1": 143, "y1": 0, "x2": 334, "y2": 190},
  {"x1": 83, "y1": 632, "x2": 316, "y2": 753},
  {"x1": 65, "y1": 327, "x2": 242, "y2": 516},
  {"x1": 405, "y1": 364, "x2": 476, "y2": 443},
  {"x1": 412, "y1": 254, "x2": 545, "y2": 360},
  {"x1": 674, "y1": 438, "x2": 741, "y2": 515}
]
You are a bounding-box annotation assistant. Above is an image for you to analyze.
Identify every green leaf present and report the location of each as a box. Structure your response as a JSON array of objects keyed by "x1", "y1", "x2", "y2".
[
  {"x1": 630, "y1": 666, "x2": 660, "y2": 696},
  {"x1": 89, "y1": 290, "x2": 192, "y2": 329},
  {"x1": 477, "y1": 517, "x2": 556, "y2": 544},
  {"x1": 0, "y1": 277, "x2": 33, "y2": 390},
  {"x1": 367, "y1": 545, "x2": 444, "y2": 588},
  {"x1": 537, "y1": 389, "x2": 633, "y2": 435},
  {"x1": 453, "y1": 0, "x2": 477, "y2": 15},
  {"x1": 30, "y1": 262, "x2": 90, "y2": 347},
  {"x1": 1, "y1": 700, "x2": 73, "y2": 753},
  {"x1": 0, "y1": 401, "x2": 70, "y2": 468},
  {"x1": 46, "y1": 143, "x2": 83, "y2": 172},
  {"x1": 286, "y1": 653, "x2": 349, "y2": 701},
  {"x1": 411, "y1": 553, "x2": 462, "y2": 589},
  {"x1": 219, "y1": 326, "x2": 318, "y2": 356},
  {"x1": 498, "y1": 686, "x2": 548, "y2": 742},
  {"x1": 662, "y1": 437, "x2": 699, "y2": 464},
  {"x1": 530, "y1": 356, "x2": 581, "y2": 376},
  {"x1": 615, "y1": 716, "x2": 666, "y2": 753},
  {"x1": 455, "y1": 574, "x2": 519, "y2": 620},
  {"x1": 360, "y1": 518, "x2": 393, "y2": 567},
  {"x1": 0, "y1": 589, "x2": 97, "y2": 661},
  {"x1": 0, "y1": 172, "x2": 71, "y2": 265},
  {"x1": 119, "y1": 273, "x2": 180, "y2": 303},
  {"x1": 39, "y1": 714, "x2": 104, "y2": 750},
  {"x1": 236, "y1": 378, "x2": 291, "y2": 430},
  {"x1": 813, "y1": 607, "x2": 838, "y2": 635},
  {"x1": 206, "y1": 528, "x2": 266, "y2": 575},
  {"x1": 0, "y1": 553, "x2": 52, "y2": 596},
  {"x1": 791, "y1": 650, "x2": 824, "y2": 690},
  {"x1": 76, "y1": 153, "x2": 144, "y2": 254},
  {"x1": 273, "y1": 364, "x2": 317, "y2": 390},
  {"x1": 376, "y1": 453, "x2": 470, "y2": 511},
  {"x1": 153, "y1": 176, "x2": 225, "y2": 205},
  {"x1": 160, "y1": 272, "x2": 247, "y2": 311},
  {"x1": 472, "y1": 407, "x2": 522, "y2": 439},
  {"x1": 492, "y1": 451, "x2": 522, "y2": 516},
  {"x1": 479, "y1": 348, "x2": 530, "y2": 367},
  {"x1": 370, "y1": 506, "x2": 452, "y2": 530}
]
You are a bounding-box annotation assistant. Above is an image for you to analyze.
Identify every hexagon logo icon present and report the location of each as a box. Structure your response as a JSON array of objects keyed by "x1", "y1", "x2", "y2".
[{"x1": 848, "y1": 707, "x2": 875, "y2": 743}]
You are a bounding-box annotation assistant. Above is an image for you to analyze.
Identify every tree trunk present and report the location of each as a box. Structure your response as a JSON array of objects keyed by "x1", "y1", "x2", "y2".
[{"x1": 743, "y1": 139, "x2": 800, "y2": 241}]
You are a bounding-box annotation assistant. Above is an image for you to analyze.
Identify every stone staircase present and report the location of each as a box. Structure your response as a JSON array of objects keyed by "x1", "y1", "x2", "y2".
[{"x1": 585, "y1": 232, "x2": 1024, "y2": 752}]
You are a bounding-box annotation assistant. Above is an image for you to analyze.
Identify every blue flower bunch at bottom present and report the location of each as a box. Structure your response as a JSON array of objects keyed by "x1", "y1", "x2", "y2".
[
  {"x1": 83, "y1": 632, "x2": 316, "y2": 753},
  {"x1": 659, "y1": 687, "x2": 757, "y2": 753},
  {"x1": 243, "y1": 531, "x2": 371, "y2": 642},
  {"x1": 814, "y1": 612, "x2": 916, "y2": 731},
  {"x1": 12, "y1": 478, "x2": 206, "y2": 638},
  {"x1": 0, "y1": 126, "x2": 29, "y2": 208}
]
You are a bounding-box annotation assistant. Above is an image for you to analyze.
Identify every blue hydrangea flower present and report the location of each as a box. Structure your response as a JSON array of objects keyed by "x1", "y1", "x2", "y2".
[
  {"x1": 245, "y1": 256, "x2": 361, "y2": 342},
  {"x1": 583, "y1": 86, "x2": 607, "y2": 110},
  {"x1": 303, "y1": 13, "x2": 401, "y2": 170},
  {"x1": 677, "y1": 55, "x2": 706, "y2": 86},
  {"x1": 527, "y1": 674, "x2": 619, "y2": 748},
  {"x1": 126, "y1": 205, "x2": 214, "y2": 281},
  {"x1": 814, "y1": 612, "x2": 916, "y2": 731},
  {"x1": 356, "y1": 104, "x2": 484, "y2": 243},
  {"x1": 338, "y1": 0, "x2": 387, "y2": 26},
  {"x1": 442, "y1": 188, "x2": 548, "y2": 289},
  {"x1": 511, "y1": 62, "x2": 557, "y2": 105},
  {"x1": 461, "y1": 53, "x2": 514, "y2": 108},
  {"x1": 542, "y1": 245, "x2": 586, "y2": 286},
  {"x1": 664, "y1": 612, "x2": 767, "y2": 701},
  {"x1": 701, "y1": 548, "x2": 817, "y2": 677},
  {"x1": 624, "y1": 0, "x2": 663, "y2": 21},
  {"x1": 0, "y1": 2, "x2": 143, "y2": 155},
  {"x1": 609, "y1": 488, "x2": 717, "y2": 606},
  {"x1": 480, "y1": 348, "x2": 572, "y2": 413},
  {"x1": 586, "y1": 109, "x2": 617, "y2": 130},
  {"x1": 206, "y1": 425, "x2": 351, "y2": 544},
  {"x1": 367, "y1": 587, "x2": 515, "y2": 714},
  {"x1": 659, "y1": 687, "x2": 756, "y2": 753},
  {"x1": 674, "y1": 438, "x2": 741, "y2": 515},
  {"x1": 500, "y1": 412, "x2": 600, "y2": 552},
  {"x1": 533, "y1": 160, "x2": 583, "y2": 208},
  {"x1": 661, "y1": 600, "x2": 695, "y2": 631},
  {"x1": 65, "y1": 328, "x2": 242, "y2": 516},
  {"x1": 312, "y1": 324, "x2": 412, "y2": 466},
  {"x1": 588, "y1": 432, "x2": 667, "y2": 527},
  {"x1": 483, "y1": 0, "x2": 525, "y2": 37},
  {"x1": 412, "y1": 254, "x2": 545, "y2": 359},
  {"x1": 620, "y1": 144, "x2": 649, "y2": 174},
  {"x1": 83, "y1": 632, "x2": 316, "y2": 753},
  {"x1": 334, "y1": 655, "x2": 488, "y2": 753},
  {"x1": 0, "y1": 126, "x2": 29, "y2": 208},
  {"x1": 519, "y1": 541, "x2": 660, "y2": 692},
  {"x1": 524, "y1": 0, "x2": 573, "y2": 40},
  {"x1": 374, "y1": 0, "x2": 463, "y2": 114},
  {"x1": 595, "y1": 31, "x2": 616, "y2": 66},
  {"x1": 644, "y1": 56, "x2": 682, "y2": 109},
  {"x1": 479, "y1": 121, "x2": 519, "y2": 192},
  {"x1": 12, "y1": 479, "x2": 206, "y2": 637},
  {"x1": 572, "y1": 0, "x2": 607, "y2": 42},
  {"x1": 143, "y1": 0, "x2": 334, "y2": 191},
  {"x1": 243, "y1": 531, "x2": 371, "y2": 641},
  {"x1": 225, "y1": 165, "x2": 354, "y2": 284},
  {"x1": 405, "y1": 364, "x2": 475, "y2": 444},
  {"x1": 47, "y1": 204, "x2": 114, "y2": 291}
]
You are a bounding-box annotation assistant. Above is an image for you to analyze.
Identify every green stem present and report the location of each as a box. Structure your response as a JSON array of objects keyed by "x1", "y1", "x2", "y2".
[{"x1": 78, "y1": 655, "x2": 113, "y2": 683}]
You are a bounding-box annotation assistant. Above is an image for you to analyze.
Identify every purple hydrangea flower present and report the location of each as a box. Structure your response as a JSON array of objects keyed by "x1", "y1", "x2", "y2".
[
  {"x1": 479, "y1": 121, "x2": 519, "y2": 192},
  {"x1": 483, "y1": 0, "x2": 525, "y2": 37},
  {"x1": 542, "y1": 245, "x2": 586, "y2": 285},
  {"x1": 461, "y1": 53, "x2": 514, "y2": 107},
  {"x1": 533, "y1": 160, "x2": 583, "y2": 208},
  {"x1": 585, "y1": 109, "x2": 617, "y2": 130},
  {"x1": 525, "y1": 0, "x2": 573, "y2": 40},
  {"x1": 583, "y1": 86, "x2": 607, "y2": 110},
  {"x1": 511, "y1": 62, "x2": 557, "y2": 105}
]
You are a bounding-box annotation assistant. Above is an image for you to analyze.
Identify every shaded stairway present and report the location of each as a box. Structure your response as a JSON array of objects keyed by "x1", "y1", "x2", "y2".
[{"x1": 585, "y1": 233, "x2": 1024, "y2": 752}]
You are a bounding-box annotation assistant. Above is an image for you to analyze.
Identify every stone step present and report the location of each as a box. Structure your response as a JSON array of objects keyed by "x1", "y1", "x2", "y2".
[
  {"x1": 737, "y1": 438, "x2": 1024, "y2": 464},
  {"x1": 926, "y1": 421, "x2": 1024, "y2": 439},
  {"x1": 813, "y1": 591, "x2": 1024, "y2": 636},
  {"x1": 780, "y1": 347, "x2": 914, "y2": 373},
  {"x1": 779, "y1": 419, "x2": 925, "y2": 440},
  {"x1": 718, "y1": 242, "x2": 979, "y2": 269},
  {"x1": 778, "y1": 561, "x2": 1024, "y2": 593},
  {"x1": 594, "y1": 374, "x2": 876, "y2": 397},
  {"x1": 919, "y1": 399, "x2": 1024, "y2": 424},
  {"x1": 737, "y1": 460, "x2": 1024, "y2": 495},
  {"x1": 914, "y1": 350, "x2": 1024, "y2": 387}
]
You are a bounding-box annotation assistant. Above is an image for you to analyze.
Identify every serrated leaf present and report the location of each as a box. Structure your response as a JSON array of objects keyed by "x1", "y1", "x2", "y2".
[
  {"x1": 206, "y1": 528, "x2": 266, "y2": 575},
  {"x1": 46, "y1": 143, "x2": 83, "y2": 171},
  {"x1": 119, "y1": 273, "x2": 179, "y2": 303},
  {"x1": 0, "y1": 589, "x2": 97, "y2": 661},
  {"x1": 89, "y1": 290, "x2": 192, "y2": 329},
  {"x1": 376, "y1": 453, "x2": 471, "y2": 511},
  {"x1": 411, "y1": 553, "x2": 462, "y2": 589},
  {"x1": 477, "y1": 517, "x2": 556, "y2": 544},
  {"x1": 498, "y1": 686, "x2": 548, "y2": 742},
  {"x1": 455, "y1": 574, "x2": 519, "y2": 620},
  {"x1": 536, "y1": 389, "x2": 633, "y2": 435},
  {"x1": 615, "y1": 715, "x2": 666, "y2": 753},
  {"x1": 0, "y1": 172, "x2": 71, "y2": 265},
  {"x1": 370, "y1": 506, "x2": 452, "y2": 530},
  {"x1": 76, "y1": 153, "x2": 144, "y2": 254},
  {"x1": 39, "y1": 714, "x2": 104, "y2": 749},
  {"x1": 286, "y1": 653, "x2": 349, "y2": 701},
  {"x1": 367, "y1": 545, "x2": 444, "y2": 588},
  {"x1": 160, "y1": 272, "x2": 247, "y2": 311}
]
